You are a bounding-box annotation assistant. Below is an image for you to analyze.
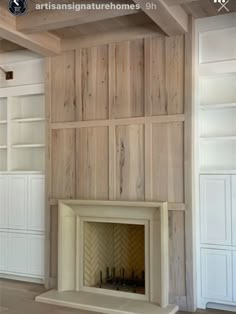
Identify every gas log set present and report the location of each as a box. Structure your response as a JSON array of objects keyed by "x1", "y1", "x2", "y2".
[{"x1": 95, "y1": 267, "x2": 145, "y2": 294}]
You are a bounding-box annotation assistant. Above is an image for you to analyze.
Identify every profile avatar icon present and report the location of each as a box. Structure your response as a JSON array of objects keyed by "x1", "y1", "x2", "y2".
[{"x1": 8, "y1": 0, "x2": 28, "y2": 16}]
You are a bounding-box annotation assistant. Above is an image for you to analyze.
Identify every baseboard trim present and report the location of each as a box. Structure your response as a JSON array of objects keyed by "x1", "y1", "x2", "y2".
[{"x1": 0, "y1": 273, "x2": 44, "y2": 284}]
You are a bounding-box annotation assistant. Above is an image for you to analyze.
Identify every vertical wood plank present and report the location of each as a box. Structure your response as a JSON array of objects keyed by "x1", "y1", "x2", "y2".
[
  {"x1": 166, "y1": 35, "x2": 184, "y2": 115},
  {"x1": 51, "y1": 129, "x2": 76, "y2": 199},
  {"x1": 109, "y1": 125, "x2": 116, "y2": 200},
  {"x1": 113, "y1": 41, "x2": 131, "y2": 118},
  {"x1": 80, "y1": 45, "x2": 109, "y2": 121},
  {"x1": 152, "y1": 123, "x2": 169, "y2": 201},
  {"x1": 75, "y1": 48, "x2": 83, "y2": 121},
  {"x1": 50, "y1": 205, "x2": 58, "y2": 281},
  {"x1": 116, "y1": 124, "x2": 145, "y2": 200},
  {"x1": 51, "y1": 51, "x2": 76, "y2": 122},
  {"x1": 112, "y1": 39, "x2": 144, "y2": 119},
  {"x1": 168, "y1": 122, "x2": 184, "y2": 203},
  {"x1": 144, "y1": 37, "x2": 152, "y2": 117},
  {"x1": 152, "y1": 122, "x2": 184, "y2": 203},
  {"x1": 169, "y1": 211, "x2": 186, "y2": 297},
  {"x1": 76, "y1": 127, "x2": 109, "y2": 199},
  {"x1": 130, "y1": 39, "x2": 145, "y2": 117},
  {"x1": 145, "y1": 122, "x2": 152, "y2": 201},
  {"x1": 149, "y1": 36, "x2": 167, "y2": 116},
  {"x1": 109, "y1": 43, "x2": 115, "y2": 119}
]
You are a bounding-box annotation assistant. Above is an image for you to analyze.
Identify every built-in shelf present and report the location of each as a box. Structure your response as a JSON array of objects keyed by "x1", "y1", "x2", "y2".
[
  {"x1": 200, "y1": 169, "x2": 236, "y2": 175},
  {"x1": 0, "y1": 91, "x2": 45, "y2": 171},
  {"x1": 12, "y1": 144, "x2": 45, "y2": 148},
  {"x1": 0, "y1": 170, "x2": 45, "y2": 174},
  {"x1": 199, "y1": 60, "x2": 236, "y2": 76},
  {"x1": 198, "y1": 60, "x2": 236, "y2": 173},
  {"x1": 11, "y1": 117, "x2": 45, "y2": 123},
  {"x1": 200, "y1": 136, "x2": 236, "y2": 141},
  {"x1": 200, "y1": 103, "x2": 236, "y2": 110}
]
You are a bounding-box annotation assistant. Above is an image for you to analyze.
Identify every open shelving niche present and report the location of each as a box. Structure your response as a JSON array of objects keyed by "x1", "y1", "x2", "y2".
[
  {"x1": 0, "y1": 84, "x2": 45, "y2": 172},
  {"x1": 199, "y1": 71, "x2": 236, "y2": 174},
  {"x1": 0, "y1": 97, "x2": 7, "y2": 171}
]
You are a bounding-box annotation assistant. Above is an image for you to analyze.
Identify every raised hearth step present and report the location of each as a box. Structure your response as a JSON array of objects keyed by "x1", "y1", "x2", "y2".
[{"x1": 36, "y1": 290, "x2": 178, "y2": 314}]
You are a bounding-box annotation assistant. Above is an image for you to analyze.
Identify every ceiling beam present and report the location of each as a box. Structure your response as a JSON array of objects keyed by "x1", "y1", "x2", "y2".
[
  {"x1": 0, "y1": 39, "x2": 25, "y2": 53},
  {"x1": 132, "y1": 0, "x2": 188, "y2": 36},
  {"x1": 0, "y1": 5, "x2": 61, "y2": 56},
  {"x1": 16, "y1": 0, "x2": 140, "y2": 34},
  {"x1": 62, "y1": 24, "x2": 163, "y2": 50}
]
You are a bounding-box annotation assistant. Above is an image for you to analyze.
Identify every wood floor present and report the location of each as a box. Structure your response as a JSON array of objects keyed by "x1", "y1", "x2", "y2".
[{"x1": 0, "y1": 279, "x2": 229, "y2": 314}]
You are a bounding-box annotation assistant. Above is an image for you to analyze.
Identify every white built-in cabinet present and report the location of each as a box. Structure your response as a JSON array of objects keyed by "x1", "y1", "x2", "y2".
[
  {"x1": 200, "y1": 175, "x2": 231, "y2": 246},
  {"x1": 232, "y1": 176, "x2": 236, "y2": 246},
  {"x1": 0, "y1": 175, "x2": 45, "y2": 232},
  {"x1": 0, "y1": 175, "x2": 45, "y2": 280},
  {"x1": 0, "y1": 52, "x2": 45, "y2": 283},
  {"x1": 233, "y1": 252, "x2": 236, "y2": 302},
  {"x1": 196, "y1": 13, "x2": 236, "y2": 311},
  {"x1": 200, "y1": 175, "x2": 236, "y2": 305},
  {"x1": 201, "y1": 248, "x2": 233, "y2": 302}
]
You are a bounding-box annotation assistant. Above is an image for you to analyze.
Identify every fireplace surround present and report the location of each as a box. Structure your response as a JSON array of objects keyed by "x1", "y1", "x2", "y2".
[{"x1": 36, "y1": 200, "x2": 178, "y2": 314}]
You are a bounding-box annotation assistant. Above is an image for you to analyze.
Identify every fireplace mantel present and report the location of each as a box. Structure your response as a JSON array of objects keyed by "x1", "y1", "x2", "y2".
[{"x1": 36, "y1": 200, "x2": 178, "y2": 314}]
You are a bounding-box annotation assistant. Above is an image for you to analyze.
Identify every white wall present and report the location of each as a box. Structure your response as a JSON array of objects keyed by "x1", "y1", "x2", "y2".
[{"x1": 0, "y1": 50, "x2": 44, "y2": 88}]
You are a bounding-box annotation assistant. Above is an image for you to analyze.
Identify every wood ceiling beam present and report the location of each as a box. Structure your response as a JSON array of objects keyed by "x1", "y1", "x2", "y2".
[
  {"x1": 0, "y1": 39, "x2": 25, "y2": 53},
  {"x1": 62, "y1": 24, "x2": 163, "y2": 50},
  {"x1": 16, "y1": 0, "x2": 140, "y2": 34},
  {"x1": 133, "y1": 0, "x2": 188, "y2": 36},
  {"x1": 0, "y1": 5, "x2": 61, "y2": 56}
]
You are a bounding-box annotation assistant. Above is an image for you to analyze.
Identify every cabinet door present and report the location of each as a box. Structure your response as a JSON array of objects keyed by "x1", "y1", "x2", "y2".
[
  {"x1": 9, "y1": 175, "x2": 28, "y2": 230},
  {"x1": 7, "y1": 233, "x2": 28, "y2": 275},
  {"x1": 233, "y1": 251, "x2": 236, "y2": 302},
  {"x1": 0, "y1": 175, "x2": 8, "y2": 228},
  {"x1": 201, "y1": 248, "x2": 232, "y2": 301},
  {"x1": 200, "y1": 175, "x2": 231, "y2": 245},
  {"x1": 0, "y1": 232, "x2": 7, "y2": 271},
  {"x1": 232, "y1": 176, "x2": 236, "y2": 246},
  {"x1": 28, "y1": 175, "x2": 45, "y2": 231},
  {"x1": 28, "y1": 234, "x2": 44, "y2": 278}
]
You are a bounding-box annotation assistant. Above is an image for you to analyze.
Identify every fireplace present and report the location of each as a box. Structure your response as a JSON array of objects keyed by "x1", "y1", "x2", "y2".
[
  {"x1": 83, "y1": 222, "x2": 145, "y2": 295},
  {"x1": 36, "y1": 200, "x2": 178, "y2": 314}
]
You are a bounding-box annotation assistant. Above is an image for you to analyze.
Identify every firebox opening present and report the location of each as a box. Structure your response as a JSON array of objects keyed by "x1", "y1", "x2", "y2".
[{"x1": 83, "y1": 222, "x2": 145, "y2": 295}]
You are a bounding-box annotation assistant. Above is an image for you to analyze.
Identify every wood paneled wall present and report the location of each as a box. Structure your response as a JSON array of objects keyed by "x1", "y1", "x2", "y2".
[{"x1": 46, "y1": 34, "x2": 190, "y2": 309}]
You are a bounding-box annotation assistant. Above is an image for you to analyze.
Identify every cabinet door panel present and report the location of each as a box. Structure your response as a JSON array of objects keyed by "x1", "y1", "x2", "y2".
[
  {"x1": 0, "y1": 176, "x2": 8, "y2": 228},
  {"x1": 28, "y1": 235, "x2": 44, "y2": 277},
  {"x1": 28, "y1": 175, "x2": 45, "y2": 231},
  {"x1": 9, "y1": 176, "x2": 28, "y2": 230},
  {"x1": 232, "y1": 176, "x2": 236, "y2": 246},
  {"x1": 0, "y1": 232, "x2": 7, "y2": 271},
  {"x1": 7, "y1": 233, "x2": 28, "y2": 274},
  {"x1": 233, "y1": 251, "x2": 236, "y2": 302},
  {"x1": 200, "y1": 175, "x2": 231, "y2": 245},
  {"x1": 201, "y1": 248, "x2": 232, "y2": 301}
]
